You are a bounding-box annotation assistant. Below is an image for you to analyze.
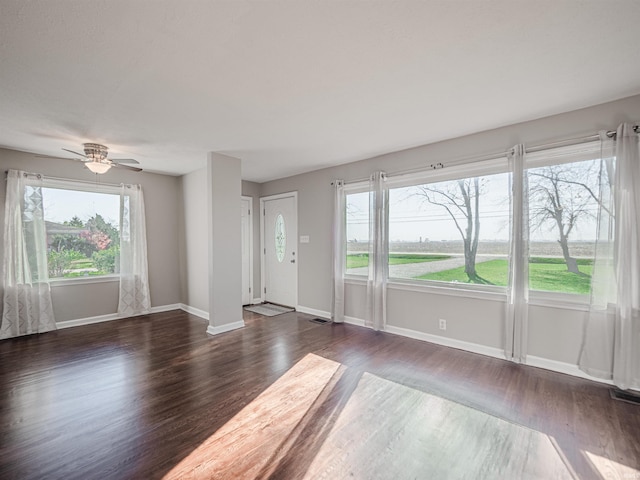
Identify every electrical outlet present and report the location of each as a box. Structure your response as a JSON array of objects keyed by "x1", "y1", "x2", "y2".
[{"x1": 439, "y1": 319, "x2": 447, "y2": 331}]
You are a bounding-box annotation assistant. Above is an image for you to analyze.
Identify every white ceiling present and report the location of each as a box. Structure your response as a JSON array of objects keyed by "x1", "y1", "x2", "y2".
[{"x1": 1, "y1": 1, "x2": 640, "y2": 182}]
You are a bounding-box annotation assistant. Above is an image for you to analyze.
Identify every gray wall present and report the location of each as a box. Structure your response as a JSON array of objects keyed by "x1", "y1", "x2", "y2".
[
  {"x1": 179, "y1": 168, "x2": 209, "y2": 312},
  {"x1": 0, "y1": 148, "x2": 182, "y2": 321},
  {"x1": 259, "y1": 94, "x2": 640, "y2": 365}
]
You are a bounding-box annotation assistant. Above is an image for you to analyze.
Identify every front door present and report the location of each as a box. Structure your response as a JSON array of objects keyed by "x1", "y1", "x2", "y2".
[{"x1": 262, "y1": 194, "x2": 297, "y2": 307}]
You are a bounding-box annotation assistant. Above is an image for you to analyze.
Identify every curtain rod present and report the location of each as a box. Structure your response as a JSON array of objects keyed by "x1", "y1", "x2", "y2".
[
  {"x1": 4, "y1": 170, "x2": 134, "y2": 189},
  {"x1": 332, "y1": 149, "x2": 505, "y2": 186},
  {"x1": 333, "y1": 124, "x2": 638, "y2": 186}
]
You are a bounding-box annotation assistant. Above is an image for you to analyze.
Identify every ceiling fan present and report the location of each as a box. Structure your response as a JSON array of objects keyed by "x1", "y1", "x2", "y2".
[{"x1": 62, "y1": 143, "x2": 142, "y2": 174}]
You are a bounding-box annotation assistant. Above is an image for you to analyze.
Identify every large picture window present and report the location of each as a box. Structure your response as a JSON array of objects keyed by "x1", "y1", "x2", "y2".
[
  {"x1": 343, "y1": 141, "x2": 605, "y2": 299},
  {"x1": 38, "y1": 181, "x2": 122, "y2": 281},
  {"x1": 2, "y1": 170, "x2": 151, "y2": 329},
  {"x1": 388, "y1": 171, "x2": 510, "y2": 287}
]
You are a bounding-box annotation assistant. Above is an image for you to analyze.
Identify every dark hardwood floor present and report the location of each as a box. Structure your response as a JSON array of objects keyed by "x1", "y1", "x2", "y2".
[{"x1": 0, "y1": 310, "x2": 638, "y2": 479}]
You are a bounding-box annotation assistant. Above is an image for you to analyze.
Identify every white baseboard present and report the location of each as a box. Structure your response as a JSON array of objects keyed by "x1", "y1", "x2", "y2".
[
  {"x1": 180, "y1": 303, "x2": 209, "y2": 320},
  {"x1": 151, "y1": 303, "x2": 182, "y2": 314},
  {"x1": 294, "y1": 305, "x2": 366, "y2": 326},
  {"x1": 526, "y1": 355, "x2": 614, "y2": 385},
  {"x1": 56, "y1": 312, "x2": 121, "y2": 330},
  {"x1": 296, "y1": 305, "x2": 330, "y2": 318},
  {"x1": 252, "y1": 297, "x2": 263, "y2": 305},
  {"x1": 295, "y1": 306, "x2": 367, "y2": 326},
  {"x1": 384, "y1": 324, "x2": 505, "y2": 360},
  {"x1": 56, "y1": 303, "x2": 245, "y2": 337},
  {"x1": 182, "y1": 304, "x2": 245, "y2": 335},
  {"x1": 56, "y1": 303, "x2": 182, "y2": 330},
  {"x1": 344, "y1": 315, "x2": 365, "y2": 327},
  {"x1": 206, "y1": 320, "x2": 245, "y2": 336}
]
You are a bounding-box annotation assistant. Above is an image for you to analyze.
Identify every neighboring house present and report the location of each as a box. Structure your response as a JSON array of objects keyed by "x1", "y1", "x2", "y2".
[{"x1": 44, "y1": 221, "x2": 88, "y2": 250}]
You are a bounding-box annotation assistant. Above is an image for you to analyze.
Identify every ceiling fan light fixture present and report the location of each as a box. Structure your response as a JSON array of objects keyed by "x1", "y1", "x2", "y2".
[
  {"x1": 61, "y1": 142, "x2": 141, "y2": 173},
  {"x1": 85, "y1": 161, "x2": 112, "y2": 174}
]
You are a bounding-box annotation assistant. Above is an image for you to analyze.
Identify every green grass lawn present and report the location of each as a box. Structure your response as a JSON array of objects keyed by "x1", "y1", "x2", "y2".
[
  {"x1": 346, "y1": 254, "x2": 593, "y2": 294},
  {"x1": 347, "y1": 253, "x2": 451, "y2": 269},
  {"x1": 70, "y1": 259, "x2": 94, "y2": 269},
  {"x1": 63, "y1": 257, "x2": 106, "y2": 277},
  {"x1": 63, "y1": 270, "x2": 108, "y2": 278},
  {"x1": 416, "y1": 258, "x2": 593, "y2": 295}
]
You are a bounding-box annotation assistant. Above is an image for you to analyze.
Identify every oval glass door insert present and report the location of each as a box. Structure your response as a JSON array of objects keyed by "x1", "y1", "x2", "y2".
[{"x1": 275, "y1": 213, "x2": 286, "y2": 263}]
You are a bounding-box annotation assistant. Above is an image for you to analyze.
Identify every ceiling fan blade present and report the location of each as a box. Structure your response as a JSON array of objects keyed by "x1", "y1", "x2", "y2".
[
  {"x1": 112, "y1": 162, "x2": 142, "y2": 172},
  {"x1": 62, "y1": 148, "x2": 87, "y2": 158},
  {"x1": 111, "y1": 158, "x2": 139, "y2": 164},
  {"x1": 36, "y1": 153, "x2": 85, "y2": 163}
]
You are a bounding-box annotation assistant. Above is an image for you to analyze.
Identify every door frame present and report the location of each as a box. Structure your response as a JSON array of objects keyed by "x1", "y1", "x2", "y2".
[
  {"x1": 241, "y1": 195, "x2": 254, "y2": 305},
  {"x1": 260, "y1": 191, "x2": 298, "y2": 307}
]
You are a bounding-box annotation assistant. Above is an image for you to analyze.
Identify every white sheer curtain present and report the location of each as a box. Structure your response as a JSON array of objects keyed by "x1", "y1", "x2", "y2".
[
  {"x1": 331, "y1": 180, "x2": 345, "y2": 323},
  {"x1": 366, "y1": 171, "x2": 388, "y2": 331},
  {"x1": 1, "y1": 170, "x2": 56, "y2": 339},
  {"x1": 505, "y1": 145, "x2": 529, "y2": 362},
  {"x1": 118, "y1": 184, "x2": 151, "y2": 316},
  {"x1": 580, "y1": 123, "x2": 640, "y2": 390}
]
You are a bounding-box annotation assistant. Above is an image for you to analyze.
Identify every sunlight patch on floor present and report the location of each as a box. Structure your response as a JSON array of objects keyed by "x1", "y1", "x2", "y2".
[
  {"x1": 302, "y1": 372, "x2": 576, "y2": 479},
  {"x1": 163, "y1": 353, "x2": 341, "y2": 479},
  {"x1": 584, "y1": 451, "x2": 640, "y2": 480}
]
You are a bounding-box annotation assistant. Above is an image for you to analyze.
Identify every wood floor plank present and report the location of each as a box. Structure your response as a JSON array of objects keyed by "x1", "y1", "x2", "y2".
[{"x1": 0, "y1": 310, "x2": 638, "y2": 479}]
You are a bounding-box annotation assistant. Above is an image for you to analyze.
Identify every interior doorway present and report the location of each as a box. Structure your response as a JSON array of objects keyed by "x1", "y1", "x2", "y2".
[{"x1": 241, "y1": 196, "x2": 253, "y2": 306}]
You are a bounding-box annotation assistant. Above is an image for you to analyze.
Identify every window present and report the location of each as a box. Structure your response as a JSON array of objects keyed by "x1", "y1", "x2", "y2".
[
  {"x1": 41, "y1": 184, "x2": 121, "y2": 280},
  {"x1": 342, "y1": 142, "x2": 605, "y2": 299},
  {"x1": 346, "y1": 190, "x2": 369, "y2": 275},
  {"x1": 388, "y1": 170, "x2": 510, "y2": 288},
  {"x1": 526, "y1": 145, "x2": 602, "y2": 295}
]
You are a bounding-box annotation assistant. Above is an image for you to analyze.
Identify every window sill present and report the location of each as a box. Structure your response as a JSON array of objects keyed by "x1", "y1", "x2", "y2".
[
  {"x1": 345, "y1": 275, "x2": 590, "y2": 310},
  {"x1": 388, "y1": 278, "x2": 507, "y2": 302},
  {"x1": 345, "y1": 275, "x2": 506, "y2": 301},
  {"x1": 50, "y1": 275, "x2": 120, "y2": 287}
]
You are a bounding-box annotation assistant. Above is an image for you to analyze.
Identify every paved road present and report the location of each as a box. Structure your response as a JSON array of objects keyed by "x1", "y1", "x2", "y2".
[{"x1": 347, "y1": 255, "x2": 501, "y2": 278}]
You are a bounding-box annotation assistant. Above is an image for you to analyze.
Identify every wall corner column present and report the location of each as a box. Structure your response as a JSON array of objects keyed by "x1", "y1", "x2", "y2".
[{"x1": 206, "y1": 152, "x2": 245, "y2": 335}]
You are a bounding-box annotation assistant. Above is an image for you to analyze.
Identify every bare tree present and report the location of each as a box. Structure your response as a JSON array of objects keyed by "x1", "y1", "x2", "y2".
[
  {"x1": 550, "y1": 159, "x2": 613, "y2": 216},
  {"x1": 528, "y1": 162, "x2": 599, "y2": 275},
  {"x1": 415, "y1": 177, "x2": 485, "y2": 282}
]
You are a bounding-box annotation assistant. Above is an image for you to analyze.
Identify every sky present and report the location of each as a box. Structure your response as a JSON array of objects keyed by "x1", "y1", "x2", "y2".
[
  {"x1": 42, "y1": 187, "x2": 120, "y2": 227},
  {"x1": 347, "y1": 173, "x2": 511, "y2": 242},
  {"x1": 346, "y1": 169, "x2": 599, "y2": 243}
]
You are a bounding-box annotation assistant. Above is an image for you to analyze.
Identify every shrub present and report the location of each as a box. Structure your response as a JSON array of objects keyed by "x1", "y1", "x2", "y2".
[
  {"x1": 92, "y1": 245, "x2": 119, "y2": 274},
  {"x1": 48, "y1": 249, "x2": 85, "y2": 278}
]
